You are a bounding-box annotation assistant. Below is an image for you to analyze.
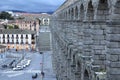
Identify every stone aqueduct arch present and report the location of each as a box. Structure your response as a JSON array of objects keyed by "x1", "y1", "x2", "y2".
[
  {"x1": 51, "y1": 0, "x2": 120, "y2": 80},
  {"x1": 59, "y1": 0, "x2": 112, "y2": 21},
  {"x1": 58, "y1": 0, "x2": 111, "y2": 79}
]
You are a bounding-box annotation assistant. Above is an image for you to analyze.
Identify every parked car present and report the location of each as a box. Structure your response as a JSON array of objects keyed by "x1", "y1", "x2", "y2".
[
  {"x1": 2, "y1": 65, "x2": 7, "y2": 68},
  {"x1": 13, "y1": 67, "x2": 23, "y2": 71},
  {"x1": 26, "y1": 60, "x2": 31, "y2": 66}
]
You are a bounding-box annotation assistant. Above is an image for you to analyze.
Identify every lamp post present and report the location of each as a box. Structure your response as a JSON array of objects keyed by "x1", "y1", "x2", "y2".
[{"x1": 40, "y1": 52, "x2": 44, "y2": 80}]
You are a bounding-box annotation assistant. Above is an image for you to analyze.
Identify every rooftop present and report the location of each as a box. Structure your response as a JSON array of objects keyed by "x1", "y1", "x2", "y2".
[
  {"x1": 0, "y1": 45, "x2": 6, "y2": 49},
  {"x1": 0, "y1": 29, "x2": 36, "y2": 34}
]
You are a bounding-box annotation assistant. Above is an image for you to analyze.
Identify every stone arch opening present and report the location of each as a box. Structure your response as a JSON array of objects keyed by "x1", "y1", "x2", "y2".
[
  {"x1": 71, "y1": 8, "x2": 74, "y2": 20},
  {"x1": 114, "y1": 0, "x2": 120, "y2": 14},
  {"x1": 113, "y1": 0, "x2": 120, "y2": 20},
  {"x1": 66, "y1": 11, "x2": 68, "y2": 19},
  {"x1": 63, "y1": 12, "x2": 66, "y2": 19},
  {"x1": 80, "y1": 4, "x2": 84, "y2": 20},
  {"x1": 84, "y1": 69, "x2": 89, "y2": 80},
  {"x1": 97, "y1": 0, "x2": 109, "y2": 20},
  {"x1": 68, "y1": 48, "x2": 72, "y2": 59},
  {"x1": 75, "y1": 6, "x2": 78, "y2": 19},
  {"x1": 68, "y1": 9, "x2": 71, "y2": 19},
  {"x1": 77, "y1": 61, "x2": 81, "y2": 72},
  {"x1": 87, "y1": 1, "x2": 94, "y2": 21},
  {"x1": 73, "y1": 54, "x2": 76, "y2": 64}
]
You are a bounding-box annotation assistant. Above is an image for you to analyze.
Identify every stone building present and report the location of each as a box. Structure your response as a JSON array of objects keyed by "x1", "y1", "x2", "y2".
[
  {"x1": 50, "y1": 0, "x2": 120, "y2": 80},
  {"x1": 7, "y1": 13, "x2": 50, "y2": 35}
]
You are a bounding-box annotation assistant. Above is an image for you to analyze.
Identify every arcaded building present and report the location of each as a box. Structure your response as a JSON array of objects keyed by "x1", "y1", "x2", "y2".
[
  {"x1": 0, "y1": 29, "x2": 36, "y2": 50},
  {"x1": 50, "y1": 0, "x2": 120, "y2": 80}
]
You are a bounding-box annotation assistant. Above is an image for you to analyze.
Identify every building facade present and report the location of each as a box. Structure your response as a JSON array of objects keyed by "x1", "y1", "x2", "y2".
[
  {"x1": 0, "y1": 45, "x2": 7, "y2": 59},
  {"x1": 0, "y1": 29, "x2": 36, "y2": 50},
  {"x1": 50, "y1": 0, "x2": 120, "y2": 80},
  {"x1": 7, "y1": 13, "x2": 51, "y2": 35}
]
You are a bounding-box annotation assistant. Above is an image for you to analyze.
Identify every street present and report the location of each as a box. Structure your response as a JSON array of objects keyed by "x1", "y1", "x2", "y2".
[{"x1": 0, "y1": 51, "x2": 56, "y2": 80}]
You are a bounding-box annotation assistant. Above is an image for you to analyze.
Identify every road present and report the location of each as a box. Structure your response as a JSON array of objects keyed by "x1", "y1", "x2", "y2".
[{"x1": 0, "y1": 51, "x2": 56, "y2": 80}]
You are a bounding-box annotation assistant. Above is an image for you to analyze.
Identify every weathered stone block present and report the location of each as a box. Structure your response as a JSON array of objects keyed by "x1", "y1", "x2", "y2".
[
  {"x1": 109, "y1": 55, "x2": 119, "y2": 62},
  {"x1": 106, "y1": 34, "x2": 120, "y2": 42},
  {"x1": 93, "y1": 35, "x2": 105, "y2": 40},
  {"x1": 92, "y1": 30, "x2": 103, "y2": 35},
  {"x1": 107, "y1": 42, "x2": 120, "y2": 48},
  {"x1": 94, "y1": 50, "x2": 102, "y2": 55},
  {"x1": 109, "y1": 68, "x2": 120, "y2": 74},
  {"x1": 99, "y1": 54, "x2": 106, "y2": 60},
  {"x1": 93, "y1": 45, "x2": 105, "y2": 50},
  {"x1": 93, "y1": 55, "x2": 100, "y2": 60},
  {"x1": 109, "y1": 75, "x2": 120, "y2": 80},
  {"x1": 93, "y1": 60, "x2": 106, "y2": 65},
  {"x1": 107, "y1": 48, "x2": 120, "y2": 55},
  {"x1": 84, "y1": 40, "x2": 93, "y2": 45},
  {"x1": 110, "y1": 62, "x2": 120, "y2": 68}
]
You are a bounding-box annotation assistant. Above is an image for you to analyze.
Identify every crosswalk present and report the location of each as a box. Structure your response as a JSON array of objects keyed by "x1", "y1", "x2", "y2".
[
  {"x1": 1, "y1": 70, "x2": 41, "y2": 78},
  {"x1": 2, "y1": 70, "x2": 41, "y2": 74}
]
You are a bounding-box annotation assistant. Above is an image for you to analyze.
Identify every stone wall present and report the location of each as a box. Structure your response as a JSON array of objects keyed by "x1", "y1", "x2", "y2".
[{"x1": 50, "y1": 0, "x2": 120, "y2": 80}]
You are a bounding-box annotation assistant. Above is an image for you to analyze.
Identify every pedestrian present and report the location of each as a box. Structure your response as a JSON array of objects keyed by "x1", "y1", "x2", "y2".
[
  {"x1": 41, "y1": 71, "x2": 45, "y2": 78},
  {"x1": 35, "y1": 73, "x2": 38, "y2": 78}
]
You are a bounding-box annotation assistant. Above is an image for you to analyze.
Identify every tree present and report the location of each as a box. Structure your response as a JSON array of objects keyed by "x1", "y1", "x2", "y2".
[
  {"x1": 14, "y1": 25, "x2": 19, "y2": 29},
  {"x1": 7, "y1": 25, "x2": 14, "y2": 29},
  {"x1": 0, "y1": 11, "x2": 14, "y2": 20}
]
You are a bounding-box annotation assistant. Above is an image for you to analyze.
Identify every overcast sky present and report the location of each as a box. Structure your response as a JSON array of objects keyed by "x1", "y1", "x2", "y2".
[{"x1": 0, "y1": 0, "x2": 65, "y2": 12}]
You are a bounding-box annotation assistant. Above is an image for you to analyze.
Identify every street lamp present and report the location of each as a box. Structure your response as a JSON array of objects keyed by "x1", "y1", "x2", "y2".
[{"x1": 40, "y1": 51, "x2": 45, "y2": 79}]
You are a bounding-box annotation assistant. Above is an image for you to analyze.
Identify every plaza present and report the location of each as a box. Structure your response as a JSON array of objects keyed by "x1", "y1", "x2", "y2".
[{"x1": 0, "y1": 50, "x2": 56, "y2": 80}]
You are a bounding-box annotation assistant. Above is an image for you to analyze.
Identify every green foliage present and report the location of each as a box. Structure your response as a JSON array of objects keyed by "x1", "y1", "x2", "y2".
[
  {"x1": 7, "y1": 25, "x2": 14, "y2": 29},
  {"x1": 14, "y1": 25, "x2": 19, "y2": 29},
  {"x1": 3, "y1": 24, "x2": 19, "y2": 29},
  {"x1": 0, "y1": 11, "x2": 14, "y2": 20}
]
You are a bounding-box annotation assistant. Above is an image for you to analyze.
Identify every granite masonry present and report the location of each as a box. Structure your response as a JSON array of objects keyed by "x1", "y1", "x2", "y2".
[{"x1": 50, "y1": 0, "x2": 120, "y2": 80}]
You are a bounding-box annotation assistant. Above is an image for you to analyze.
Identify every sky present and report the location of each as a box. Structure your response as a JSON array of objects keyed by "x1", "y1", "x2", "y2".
[{"x1": 0, "y1": 0, "x2": 65, "y2": 12}]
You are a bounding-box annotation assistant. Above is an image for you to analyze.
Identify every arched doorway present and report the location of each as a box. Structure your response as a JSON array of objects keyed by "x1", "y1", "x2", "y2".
[
  {"x1": 71, "y1": 8, "x2": 74, "y2": 20},
  {"x1": 84, "y1": 69, "x2": 89, "y2": 80},
  {"x1": 87, "y1": 1, "x2": 94, "y2": 21},
  {"x1": 97, "y1": 0, "x2": 109, "y2": 20},
  {"x1": 68, "y1": 9, "x2": 71, "y2": 19},
  {"x1": 80, "y1": 4, "x2": 84, "y2": 21},
  {"x1": 75, "y1": 6, "x2": 78, "y2": 19},
  {"x1": 77, "y1": 61, "x2": 81, "y2": 72}
]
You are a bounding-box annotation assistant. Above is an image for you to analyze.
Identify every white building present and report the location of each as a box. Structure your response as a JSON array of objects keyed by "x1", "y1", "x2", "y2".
[
  {"x1": 0, "y1": 45, "x2": 6, "y2": 59},
  {"x1": 0, "y1": 29, "x2": 36, "y2": 50}
]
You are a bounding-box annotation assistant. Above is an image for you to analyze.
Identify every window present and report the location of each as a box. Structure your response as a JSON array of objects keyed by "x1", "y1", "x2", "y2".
[
  {"x1": 21, "y1": 35, "x2": 23, "y2": 39},
  {"x1": 26, "y1": 35, "x2": 28, "y2": 39},
  {"x1": 3, "y1": 35, "x2": 5, "y2": 39},
  {"x1": 32, "y1": 34, "x2": 35, "y2": 39}
]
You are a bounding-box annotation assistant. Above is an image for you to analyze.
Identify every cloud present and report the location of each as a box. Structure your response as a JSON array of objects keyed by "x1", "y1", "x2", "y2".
[{"x1": 0, "y1": 0, "x2": 65, "y2": 12}]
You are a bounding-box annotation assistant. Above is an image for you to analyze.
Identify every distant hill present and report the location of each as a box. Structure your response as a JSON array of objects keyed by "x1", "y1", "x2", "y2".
[
  {"x1": 6, "y1": 10, "x2": 53, "y2": 14},
  {"x1": 7, "y1": 10, "x2": 27, "y2": 13},
  {"x1": 28, "y1": 11, "x2": 54, "y2": 14}
]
